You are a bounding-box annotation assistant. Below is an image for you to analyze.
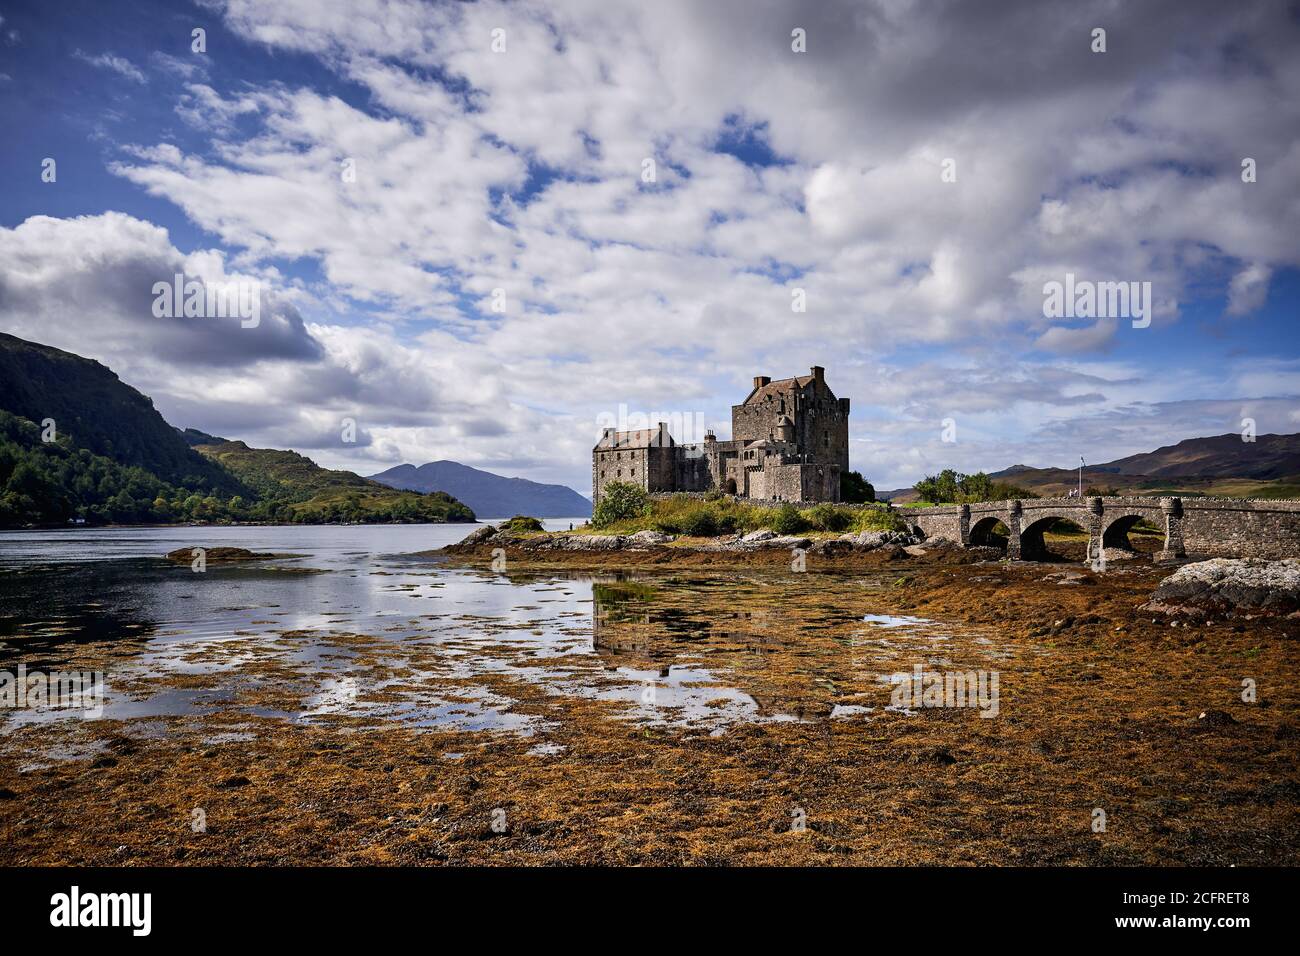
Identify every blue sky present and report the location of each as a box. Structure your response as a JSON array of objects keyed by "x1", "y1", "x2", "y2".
[{"x1": 1, "y1": 0, "x2": 1297, "y2": 493}]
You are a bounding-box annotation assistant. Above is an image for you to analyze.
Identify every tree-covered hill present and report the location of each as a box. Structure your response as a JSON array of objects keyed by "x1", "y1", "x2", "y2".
[
  {"x1": 0, "y1": 333, "x2": 475, "y2": 527},
  {"x1": 194, "y1": 440, "x2": 475, "y2": 524},
  {"x1": 0, "y1": 332, "x2": 242, "y2": 494}
]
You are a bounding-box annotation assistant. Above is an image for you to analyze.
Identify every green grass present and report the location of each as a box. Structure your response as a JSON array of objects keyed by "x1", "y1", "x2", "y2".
[
  {"x1": 585, "y1": 494, "x2": 906, "y2": 537},
  {"x1": 500, "y1": 515, "x2": 545, "y2": 533}
]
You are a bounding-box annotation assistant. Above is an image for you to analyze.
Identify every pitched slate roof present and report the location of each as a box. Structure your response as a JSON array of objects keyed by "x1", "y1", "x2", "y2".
[
  {"x1": 594, "y1": 426, "x2": 674, "y2": 450},
  {"x1": 744, "y1": 375, "x2": 817, "y2": 405}
]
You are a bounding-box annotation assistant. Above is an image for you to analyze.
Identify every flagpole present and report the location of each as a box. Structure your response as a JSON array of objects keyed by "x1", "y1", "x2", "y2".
[{"x1": 1078, "y1": 456, "x2": 1084, "y2": 499}]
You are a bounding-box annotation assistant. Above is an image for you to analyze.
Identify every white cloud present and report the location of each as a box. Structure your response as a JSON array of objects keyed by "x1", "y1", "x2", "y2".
[
  {"x1": 1226, "y1": 263, "x2": 1272, "y2": 316},
  {"x1": 73, "y1": 49, "x2": 147, "y2": 84},
  {"x1": 6, "y1": 0, "x2": 1299, "y2": 493}
]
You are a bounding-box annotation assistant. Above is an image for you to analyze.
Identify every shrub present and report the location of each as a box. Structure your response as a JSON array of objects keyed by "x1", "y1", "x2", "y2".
[
  {"x1": 736, "y1": 506, "x2": 775, "y2": 532},
  {"x1": 803, "y1": 503, "x2": 852, "y2": 532},
  {"x1": 502, "y1": 515, "x2": 544, "y2": 533},
  {"x1": 679, "y1": 507, "x2": 719, "y2": 537},
  {"x1": 849, "y1": 507, "x2": 907, "y2": 533},
  {"x1": 769, "y1": 503, "x2": 808, "y2": 535},
  {"x1": 591, "y1": 481, "x2": 649, "y2": 528}
]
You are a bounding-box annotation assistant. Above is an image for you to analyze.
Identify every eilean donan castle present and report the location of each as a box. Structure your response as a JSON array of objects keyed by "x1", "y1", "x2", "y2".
[{"x1": 592, "y1": 367, "x2": 849, "y2": 505}]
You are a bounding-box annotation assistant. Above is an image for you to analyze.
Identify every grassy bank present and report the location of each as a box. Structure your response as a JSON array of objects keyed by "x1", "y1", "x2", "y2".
[{"x1": 586, "y1": 490, "x2": 907, "y2": 537}]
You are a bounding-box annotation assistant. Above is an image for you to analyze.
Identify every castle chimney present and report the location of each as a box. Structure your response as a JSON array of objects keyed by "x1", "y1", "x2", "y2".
[
  {"x1": 810, "y1": 366, "x2": 824, "y2": 384},
  {"x1": 753, "y1": 375, "x2": 770, "y2": 390}
]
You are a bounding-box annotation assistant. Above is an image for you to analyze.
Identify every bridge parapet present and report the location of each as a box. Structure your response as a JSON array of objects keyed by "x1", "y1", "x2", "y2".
[{"x1": 898, "y1": 495, "x2": 1300, "y2": 562}]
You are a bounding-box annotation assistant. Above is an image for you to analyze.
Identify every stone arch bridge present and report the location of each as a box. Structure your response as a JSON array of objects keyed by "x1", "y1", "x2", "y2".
[{"x1": 905, "y1": 496, "x2": 1300, "y2": 562}]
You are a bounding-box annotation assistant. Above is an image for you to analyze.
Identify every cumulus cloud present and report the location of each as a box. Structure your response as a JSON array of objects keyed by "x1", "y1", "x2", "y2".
[
  {"x1": 3, "y1": 0, "x2": 1298, "y2": 492},
  {"x1": 1226, "y1": 263, "x2": 1272, "y2": 316}
]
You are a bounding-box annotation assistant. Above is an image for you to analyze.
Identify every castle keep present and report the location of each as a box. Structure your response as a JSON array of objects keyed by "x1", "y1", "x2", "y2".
[{"x1": 592, "y1": 367, "x2": 850, "y2": 505}]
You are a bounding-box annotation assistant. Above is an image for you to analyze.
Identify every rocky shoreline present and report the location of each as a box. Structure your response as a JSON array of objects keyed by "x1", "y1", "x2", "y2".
[
  {"x1": 445, "y1": 526, "x2": 1300, "y2": 620},
  {"x1": 447, "y1": 524, "x2": 960, "y2": 556}
]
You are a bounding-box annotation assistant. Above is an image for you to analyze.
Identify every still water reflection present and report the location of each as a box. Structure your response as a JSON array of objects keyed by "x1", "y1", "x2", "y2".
[{"x1": 0, "y1": 524, "x2": 1006, "y2": 763}]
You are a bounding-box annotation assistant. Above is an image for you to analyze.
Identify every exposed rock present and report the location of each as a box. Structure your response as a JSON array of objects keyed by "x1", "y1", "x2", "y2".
[
  {"x1": 626, "y1": 530, "x2": 674, "y2": 546},
  {"x1": 554, "y1": 534, "x2": 626, "y2": 551},
  {"x1": 1144, "y1": 558, "x2": 1300, "y2": 618},
  {"x1": 457, "y1": 525, "x2": 498, "y2": 547},
  {"x1": 1196, "y1": 709, "x2": 1238, "y2": 728},
  {"x1": 728, "y1": 530, "x2": 810, "y2": 551},
  {"x1": 163, "y1": 546, "x2": 279, "y2": 564},
  {"x1": 1099, "y1": 547, "x2": 1141, "y2": 562}
]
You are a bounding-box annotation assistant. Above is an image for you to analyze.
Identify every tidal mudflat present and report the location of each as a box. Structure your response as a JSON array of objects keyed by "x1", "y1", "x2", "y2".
[{"x1": 0, "y1": 526, "x2": 1296, "y2": 865}]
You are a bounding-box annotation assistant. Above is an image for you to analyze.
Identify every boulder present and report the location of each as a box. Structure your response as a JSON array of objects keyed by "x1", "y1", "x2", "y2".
[
  {"x1": 557, "y1": 534, "x2": 626, "y2": 551},
  {"x1": 457, "y1": 525, "x2": 498, "y2": 547},
  {"x1": 163, "y1": 546, "x2": 278, "y2": 564},
  {"x1": 626, "y1": 529, "x2": 674, "y2": 546},
  {"x1": 740, "y1": 529, "x2": 777, "y2": 543},
  {"x1": 836, "y1": 530, "x2": 915, "y2": 550},
  {"x1": 1144, "y1": 558, "x2": 1300, "y2": 618}
]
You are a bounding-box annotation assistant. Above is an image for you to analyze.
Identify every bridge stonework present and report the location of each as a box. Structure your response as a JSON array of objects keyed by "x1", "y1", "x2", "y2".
[{"x1": 905, "y1": 496, "x2": 1300, "y2": 562}]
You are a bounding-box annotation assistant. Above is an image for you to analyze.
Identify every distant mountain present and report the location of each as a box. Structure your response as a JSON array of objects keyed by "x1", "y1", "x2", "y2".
[
  {"x1": 195, "y1": 441, "x2": 475, "y2": 524},
  {"x1": 879, "y1": 433, "x2": 1300, "y2": 502},
  {"x1": 370, "y1": 460, "x2": 592, "y2": 518},
  {"x1": 1089, "y1": 433, "x2": 1300, "y2": 481},
  {"x1": 0, "y1": 332, "x2": 475, "y2": 527}
]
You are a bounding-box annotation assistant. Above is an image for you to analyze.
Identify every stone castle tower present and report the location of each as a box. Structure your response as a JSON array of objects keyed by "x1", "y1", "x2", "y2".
[{"x1": 592, "y1": 367, "x2": 849, "y2": 504}]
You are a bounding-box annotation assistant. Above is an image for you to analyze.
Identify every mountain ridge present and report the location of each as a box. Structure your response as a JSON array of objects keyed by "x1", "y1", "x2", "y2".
[
  {"x1": 370, "y1": 459, "x2": 591, "y2": 518},
  {"x1": 879, "y1": 432, "x2": 1300, "y2": 502}
]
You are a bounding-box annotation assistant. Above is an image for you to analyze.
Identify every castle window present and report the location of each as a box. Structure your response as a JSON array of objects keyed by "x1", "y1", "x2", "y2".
[{"x1": 824, "y1": 433, "x2": 830, "y2": 448}]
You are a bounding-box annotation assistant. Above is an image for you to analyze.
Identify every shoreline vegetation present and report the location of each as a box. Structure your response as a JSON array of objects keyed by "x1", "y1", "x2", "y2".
[{"x1": 588, "y1": 483, "x2": 909, "y2": 536}]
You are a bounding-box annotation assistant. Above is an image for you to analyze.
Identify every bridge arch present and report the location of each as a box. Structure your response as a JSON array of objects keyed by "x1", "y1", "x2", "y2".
[
  {"x1": 1017, "y1": 508, "x2": 1095, "y2": 562},
  {"x1": 968, "y1": 515, "x2": 1009, "y2": 549},
  {"x1": 1100, "y1": 508, "x2": 1164, "y2": 553}
]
